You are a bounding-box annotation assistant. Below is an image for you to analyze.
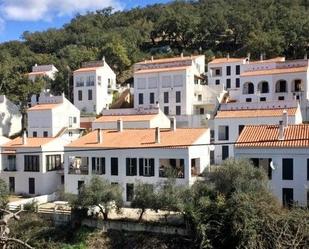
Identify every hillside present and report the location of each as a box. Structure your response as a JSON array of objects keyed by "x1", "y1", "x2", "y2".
[{"x1": 0, "y1": 0, "x2": 308, "y2": 104}]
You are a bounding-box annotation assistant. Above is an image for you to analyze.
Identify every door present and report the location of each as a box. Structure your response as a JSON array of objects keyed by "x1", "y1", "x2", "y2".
[
  {"x1": 282, "y1": 188, "x2": 293, "y2": 207},
  {"x1": 29, "y1": 178, "x2": 35, "y2": 194},
  {"x1": 222, "y1": 146, "x2": 229, "y2": 160},
  {"x1": 9, "y1": 177, "x2": 15, "y2": 193}
]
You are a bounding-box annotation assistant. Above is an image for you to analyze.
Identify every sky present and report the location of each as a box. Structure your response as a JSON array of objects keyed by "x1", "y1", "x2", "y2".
[{"x1": 0, "y1": 0, "x2": 170, "y2": 43}]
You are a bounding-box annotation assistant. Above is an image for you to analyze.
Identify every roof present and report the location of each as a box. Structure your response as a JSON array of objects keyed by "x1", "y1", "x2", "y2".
[
  {"x1": 135, "y1": 66, "x2": 190, "y2": 74},
  {"x1": 135, "y1": 55, "x2": 203, "y2": 65},
  {"x1": 73, "y1": 67, "x2": 100, "y2": 73},
  {"x1": 66, "y1": 128, "x2": 207, "y2": 149},
  {"x1": 3, "y1": 137, "x2": 56, "y2": 148},
  {"x1": 215, "y1": 108, "x2": 297, "y2": 119},
  {"x1": 94, "y1": 114, "x2": 157, "y2": 123},
  {"x1": 241, "y1": 66, "x2": 307, "y2": 77},
  {"x1": 28, "y1": 103, "x2": 61, "y2": 111},
  {"x1": 208, "y1": 58, "x2": 246, "y2": 65},
  {"x1": 236, "y1": 124, "x2": 309, "y2": 148},
  {"x1": 249, "y1": 57, "x2": 286, "y2": 64}
]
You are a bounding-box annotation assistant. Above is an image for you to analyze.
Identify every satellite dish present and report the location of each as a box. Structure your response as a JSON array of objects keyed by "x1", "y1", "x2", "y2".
[
  {"x1": 209, "y1": 144, "x2": 215, "y2": 151},
  {"x1": 270, "y1": 161, "x2": 275, "y2": 170}
]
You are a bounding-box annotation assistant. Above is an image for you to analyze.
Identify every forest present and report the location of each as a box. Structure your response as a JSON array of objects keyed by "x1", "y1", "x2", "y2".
[{"x1": 0, "y1": 0, "x2": 308, "y2": 105}]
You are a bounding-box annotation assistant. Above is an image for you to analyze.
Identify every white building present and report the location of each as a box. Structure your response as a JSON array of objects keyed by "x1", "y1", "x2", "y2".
[
  {"x1": 27, "y1": 93, "x2": 80, "y2": 138},
  {"x1": 73, "y1": 59, "x2": 117, "y2": 115},
  {"x1": 134, "y1": 55, "x2": 225, "y2": 127},
  {"x1": 92, "y1": 109, "x2": 170, "y2": 130},
  {"x1": 0, "y1": 95, "x2": 22, "y2": 137},
  {"x1": 64, "y1": 120, "x2": 210, "y2": 202},
  {"x1": 213, "y1": 101, "x2": 302, "y2": 165},
  {"x1": 28, "y1": 64, "x2": 59, "y2": 106},
  {"x1": 235, "y1": 123, "x2": 309, "y2": 207},
  {"x1": 207, "y1": 56, "x2": 309, "y2": 120}
]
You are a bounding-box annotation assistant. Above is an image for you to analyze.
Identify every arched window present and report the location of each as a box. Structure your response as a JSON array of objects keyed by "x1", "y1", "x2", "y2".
[
  {"x1": 292, "y1": 79, "x2": 303, "y2": 92},
  {"x1": 275, "y1": 80, "x2": 287, "y2": 93},
  {"x1": 257, "y1": 81, "x2": 269, "y2": 93},
  {"x1": 243, "y1": 82, "x2": 254, "y2": 94}
]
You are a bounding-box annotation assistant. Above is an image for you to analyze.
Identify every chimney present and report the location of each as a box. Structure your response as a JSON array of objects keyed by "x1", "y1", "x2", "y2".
[
  {"x1": 97, "y1": 129, "x2": 103, "y2": 144},
  {"x1": 260, "y1": 53, "x2": 264, "y2": 61},
  {"x1": 22, "y1": 130, "x2": 27, "y2": 145},
  {"x1": 305, "y1": 53, "x2": 308, "y2": 60},
  {"x1": 117, "y1": 119, "x2": 123, "y2": 132},
  {"x1": 180, "y1": 52, "x2": 183, "y2": 58},
  {"x1": 282, "y1": 109, "x2": 288, "y2": 128},
  {"x1": 155, "y1": 127, "x2": 160, "y2": 144},
  {"x1": 278, "y1": 121, "x2": 284, "y2": 140},
  {"x1": 170, "y1": 116, "x2": 176, "y2": 131},
  {"x1": 227, "y1": 53, "x2": 230, "y2": 60},
  {"x1": 151, "y1": 56, "x2": 154, "y2": 61}
]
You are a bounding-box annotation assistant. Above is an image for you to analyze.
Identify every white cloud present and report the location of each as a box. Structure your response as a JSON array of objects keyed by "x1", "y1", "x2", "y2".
[{"x1": 0, "y1": 0, "x2": 123, "y2": 22}]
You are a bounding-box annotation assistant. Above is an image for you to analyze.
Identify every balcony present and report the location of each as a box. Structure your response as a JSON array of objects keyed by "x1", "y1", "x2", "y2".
[
  {"x1": 68, "y1": 156, "x2": 89, "y2": 175},
  {"x1": 3, "y1": 165, "x2": 17, "y2": 172},
  {"x1": 159, "y1": 159, "x2": 185, "y2": 178},
  {"x1": 68, "y1": 166, "x2": 89, "y2": 175}
]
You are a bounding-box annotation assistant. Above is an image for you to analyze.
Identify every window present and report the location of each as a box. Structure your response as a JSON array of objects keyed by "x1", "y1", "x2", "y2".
[
  {"x1": 78, "y1": 180, "x2": 84, "y2": 194},
  {"x1": 278, "y1": 96, "x2": 285, "y2": 101},
  {"x1": 218, "y1": 126, "x2": 229, "y2": 140},
  {"x1": 236, "y1": 65, "x2": 240, "y2": 75},
  {"x1": 111, "y1": 157, "x2": 118, "y2": 176},
  {"x1": 236, "y1": 78, "x2": 240, "y2": 88},
  {"x1": 258, "y1": 81, "x2": 269, "y2": 93},
  {"x1": 29, "y1": 178, "x2": 35, "y2": 194},
  {"x1": 33, "y1": 131, "x2": 37, "y2": 137},
  {"x1": 210, "y1": 151, "x2": 215, "y2": 165},
  {"x1": 9, "y1": 177, "x2": 15, "y2": 193},
  {"x1": 210, "y1": 130, "x2": 215, "y2": 142},
  {"x1": 24, "y1": 155, "x2": 40, "y2": 172},
  {"x1": 159, "y1": 159, "x2": 184, "y2": 178},
  {"x1": 198, "y1": 94, "x2": 202, "y2": 101},
  {"x1": 73, "y1": 117, "x2": 77, "y2": 124},
  {"x1": 126, "y1": 183, "x2": 134, "y2": 202},
  {"x1": 238, "y1": 125, "x2": 245, "y2": 135},
  {"x1": 138, "y1": 93, "x2": 143, "y2": 105},
  {"x1": 282, "y1": 188, "x2": 293, "y2": 207},
  {"x1": 243, "y1": 82, "x2": 254, "y2": 94},
  {"x1": 260, "y1": 97, "x2": 266, "y2": 102},
  {"x1": 226, "y1": 79, "x2": 231, "y2": 89},
  {"x1": 78, "y1": 90, "x2": 82, "y2": 101},
  {"x1": 246, "y1": 98, "x2": 252, "y2": 102},
  {"x1": 176, "y1": 106, "x2": 181, "y2": 116},
  {"x1": 215, "y1": 79, "x2": 220, "y2": 85},
  {"x1": 176, "y1": 91, "x2": 181, "y2": 103},
  {"x1": 92, "y1": 157, "x2": 105, "y2": 175},
  {"x1": 139, "y1": 158, "x2": 155, "y2": 176},
  {"x1": 226, "y1": 66, "x2": 231, "y2": 76},
  {"x1": 164, "y1": 92, "x2": 169, "y2": 103},
  {"x1": 222, "y1": 146, "x2": 229, "y2": 160},
  {"x1": 98, "y1": 76, "x2": 102, "y2": 85},
  {"x1": 164, "y1": 106, "x2": 169, "y2": 115},
  {"x1": 307, "y1": 159, "x2": 309, "y2": 181},
  {"x1": 43, "y1": 131, "x2": 48, "y2": 137},
  {"x1": 215, "y1": 69, "x2": 221, "y2": 76},
  {"x1": 282, "y1": 158, "x2": 293, "y2": 180},
  {"x1": 126, "y1": 158, "x2": 137, "y2": 176},
  {"x1": 46, "y1": 155, "x2": 61, "y2": 171},
  {"x1": 69, "y1": 132, "x2": 73, "y2": 137},
  {"x1": 276, "y1": 80, "x2": 287, "y2": 93},
  {"x1": 149, "y1": 92, "x2": 155, "y2": 104},
  {"x1": 200, "y1": 108, "x2": 204, "y2": 115},
  {"x1": 86, "y1": 76, "x2": 95, "y2": 86},
  {"x1": 88, "y1": 89, "x2": 92, "y2": 100}
]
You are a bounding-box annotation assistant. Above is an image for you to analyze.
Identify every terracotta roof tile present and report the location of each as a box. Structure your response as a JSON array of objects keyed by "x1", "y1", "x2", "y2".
[
  {"x1": 94, "y1": 114, "x2": 157, "y2": 123},
  {"x1": 66, "y1": 128, "x2": 207, "y2": 149},
  {"x1": 28, "y1": 103, "x2": 61, "y2": 111},
  {"x1": 3, "y1": 137, "x2": 56, "y2": 148},
  {"x1": 73, "y1": 67, "x2": 100, "y2": 73},
  {"x1": 249, "y1": 57, "x2": 286, "y2": 64},
  {"x1": 215, "y1": 108, "x2": 297, "y2": 119},
  {"x1": 241, "y1": 66, "x2": 307, "y2": 77},
  {"x1": 134, "y1": 66, "x2": 190, "y2": 74},
  {"x1": 209, "y1": 58, "x2": 246, "y2": 64},
  {"x1": 236, "y1": 124, "x2": 309, "y2": 148},
  {"x1": 135, "y1": 55, "x2": 203, "y2": 65}
]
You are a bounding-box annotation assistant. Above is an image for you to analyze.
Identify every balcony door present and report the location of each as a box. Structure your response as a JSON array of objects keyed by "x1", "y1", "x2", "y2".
[{"x1": 29, "y1": 178, "x2": 35, "y2": 194}]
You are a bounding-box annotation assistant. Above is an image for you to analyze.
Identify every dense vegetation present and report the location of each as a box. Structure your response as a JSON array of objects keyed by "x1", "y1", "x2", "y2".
[{"x1": 0, "y1": 0, "x2": 308, "y2": 106}]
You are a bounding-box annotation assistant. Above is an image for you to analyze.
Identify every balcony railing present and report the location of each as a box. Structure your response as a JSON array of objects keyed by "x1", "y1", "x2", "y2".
[{"x1": 69, "y1": 166, "x2": 89, "y2": 175}]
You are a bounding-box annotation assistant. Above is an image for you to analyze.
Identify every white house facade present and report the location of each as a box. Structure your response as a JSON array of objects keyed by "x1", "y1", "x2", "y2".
[
  {"x1": 0, "y1": 95, "x2": 22, "y2": 137},
  {"x1": 64, "y1": 122, "x2": 210, "y2": 202},
  {"x1": 235, "y1": 123, "x2": 309, "y2": 207},
  {"x1": 73, "y1": 59, "x2": 117, "y2": 115},
  {"x1": 134, "y1": 55, "x2": 225, "y2": 127},
  {"x1": 213, "y1": 101, "x2": 302, "y2": 165}
]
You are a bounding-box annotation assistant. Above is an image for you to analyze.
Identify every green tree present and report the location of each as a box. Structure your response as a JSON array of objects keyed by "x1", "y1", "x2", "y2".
[
  {"x1": 0, "y1": 179, "x2": 8, "y2": 208},
  {"x1": 71, "y1": 177, "x2": 123, "y2": 220}
]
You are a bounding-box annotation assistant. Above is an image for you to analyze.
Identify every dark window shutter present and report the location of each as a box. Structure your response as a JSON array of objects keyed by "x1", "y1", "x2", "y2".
[
  {"x1": 126, "y1": 158, "x2": 130, "y2": 176},
  {"x1": 139, "y1": 158, "x2": 144, "y2": 176},
  {"x1": 150, "y1": 159, "x2": 155, "y2": 176},
  {"x1": 133, "y1": 158, "x2": 137, "y2": 175},
  {"x1": 101, "y1": 158, "x2": 105, "y2": 174},
  {"x1": 92, "y1": 157, "x2": 96, "y2": 172}
]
